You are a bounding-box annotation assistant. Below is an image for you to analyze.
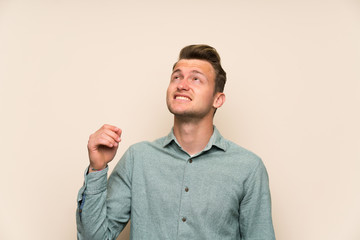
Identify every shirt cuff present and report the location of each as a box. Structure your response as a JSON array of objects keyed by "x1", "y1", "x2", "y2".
[{"x1": 83, "y1": 166, "x2": 109, "y2": 195}]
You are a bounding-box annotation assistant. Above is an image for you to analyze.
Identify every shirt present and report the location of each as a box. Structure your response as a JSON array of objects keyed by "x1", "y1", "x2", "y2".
[{"x1": 76, "y1": 127, "x2": 275, "y2": 240}]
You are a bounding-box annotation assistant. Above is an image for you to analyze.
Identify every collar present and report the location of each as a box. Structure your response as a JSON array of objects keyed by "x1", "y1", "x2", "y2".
[{"x1": 162, "y1": 126, "x2": 227, "y2": 152}]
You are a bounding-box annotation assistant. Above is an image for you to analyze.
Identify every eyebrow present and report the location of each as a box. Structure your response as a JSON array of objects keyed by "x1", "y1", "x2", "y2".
[{"x1": 171, "y1": 69, "x2": 206, "y2": 78}]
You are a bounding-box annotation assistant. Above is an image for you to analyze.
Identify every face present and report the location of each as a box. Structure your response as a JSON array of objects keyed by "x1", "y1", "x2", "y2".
[{"x1": 166, "y1": 59, "x2": 225, "y2": 119}]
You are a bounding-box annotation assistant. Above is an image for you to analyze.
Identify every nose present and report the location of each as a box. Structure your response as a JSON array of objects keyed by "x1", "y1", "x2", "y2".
[{"x1": 177, "y1": 78, "x2": 190, "y2": 91}]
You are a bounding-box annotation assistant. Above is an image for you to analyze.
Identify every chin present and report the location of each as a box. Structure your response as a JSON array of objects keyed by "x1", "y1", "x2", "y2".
[
  {"x1": 168, "y1": 107, "x2": 187, "y2": 116},
  {"x1": 169, "y1": 108, "x2": 209, "y2": 120},
  {"x1": 168, "y1": 106, "x2": 189, "y2": 116}
]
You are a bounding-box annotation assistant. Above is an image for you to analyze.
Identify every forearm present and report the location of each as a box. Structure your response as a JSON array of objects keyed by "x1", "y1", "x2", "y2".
[
  {"x1": 76, "y1": 168, "x2": 117, "y2": 240},
  {"x1": 77, "y1": 189, "x2": 108, "y2": 239}
]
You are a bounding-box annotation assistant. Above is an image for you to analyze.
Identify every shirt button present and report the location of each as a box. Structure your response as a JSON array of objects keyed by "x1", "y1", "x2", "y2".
[
  {"x1": 185, "y1": 187, "x2": 189, "y2": 192},
  {"x1": 182, "y1": 217, "x2": 187, "y2": 222},
  {"x1": 189, "y1": 159, "x2": 193, "y2": 163}
]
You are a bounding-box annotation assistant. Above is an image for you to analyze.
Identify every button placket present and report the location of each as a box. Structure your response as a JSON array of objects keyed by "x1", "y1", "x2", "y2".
[
  {"x1": 178, "y1": 157, "x2": 192, "y2": 230},
  {"x1": 186, "y1": 157, "x2": 194, "y2": 193},
  {"x1": 184, "y1": 158, "x2": 192, "y2": 193}
]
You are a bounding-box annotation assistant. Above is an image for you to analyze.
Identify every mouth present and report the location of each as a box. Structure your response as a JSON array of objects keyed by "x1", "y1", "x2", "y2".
[{"x1": 174, "y1": 95, "x2": 192, "y2": 101}]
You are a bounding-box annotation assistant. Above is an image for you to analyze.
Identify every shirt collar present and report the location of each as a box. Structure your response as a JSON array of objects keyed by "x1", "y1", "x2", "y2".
[{"x1": 162, "y1": 126, "x2": 227, "y2": 152}]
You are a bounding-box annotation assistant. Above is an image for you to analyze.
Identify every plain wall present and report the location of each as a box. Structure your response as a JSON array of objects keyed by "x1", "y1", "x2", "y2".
[{"x1": 1, "y1": 0, "x2": 359, "y2": 239}]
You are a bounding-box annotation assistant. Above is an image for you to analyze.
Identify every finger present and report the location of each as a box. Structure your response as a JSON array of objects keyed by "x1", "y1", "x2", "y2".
[
  {"x1": 96, "y1": 134, "x2": 118, "y2": 148},
  {"x1": 102, "y1": 128, "x2": 122, "y2": 142},
  {"x1": 115, "y1": 128, "x2": 122, "y2": 138},
  {"x1": 102, "y1": 124, "x2": 121, "y2": 133},
  {"x1": 101, "y1": 125, "x2": 122, "y2": 140}
]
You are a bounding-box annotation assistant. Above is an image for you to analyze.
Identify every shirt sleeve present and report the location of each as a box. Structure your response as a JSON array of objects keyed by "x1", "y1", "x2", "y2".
[
  {"x1": 239, "y1": 160, "x2": 276, "y2": 240},
  {"x1": 76, "y1": 148, "x2": 134, "y2": 240}
]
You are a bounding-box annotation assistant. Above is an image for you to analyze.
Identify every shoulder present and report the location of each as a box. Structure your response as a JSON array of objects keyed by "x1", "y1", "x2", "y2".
[
  {"x1": 220, "y1": 139, "x2": 270, "y2": 186},
  {"x1": 128, "y1": 135, "x2": 166, "y2": 150},
  {"x1": 124, "y1": 135, "x2": 168, "y2": 158},
  {"x1": 221, "y1": 137, "x2": 264, "y2": 169},
  {"x1": 113, "y1": 139, "x2": 161, "y2": 171}
]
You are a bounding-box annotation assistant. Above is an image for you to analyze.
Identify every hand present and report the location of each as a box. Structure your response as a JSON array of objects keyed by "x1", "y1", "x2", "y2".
[{"x1": 87, "y1": 124, "x2": 122, "y2": 172}]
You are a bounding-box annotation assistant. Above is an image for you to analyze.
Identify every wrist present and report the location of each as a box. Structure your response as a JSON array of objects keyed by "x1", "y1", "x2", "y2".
[{"x1": 88, "y1": 164, "x2": 108, "y2": 173}]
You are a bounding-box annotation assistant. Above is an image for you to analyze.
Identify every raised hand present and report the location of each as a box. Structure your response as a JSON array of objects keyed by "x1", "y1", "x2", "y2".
[{"x1": 87, "y1": 124, "x2": 122, "y2": 172}]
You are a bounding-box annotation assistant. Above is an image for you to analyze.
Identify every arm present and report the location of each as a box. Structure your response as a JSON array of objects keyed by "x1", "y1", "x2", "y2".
[
  {"x1": 76, "y1": 150, "x2": 133, "y2": 239},
  {"x1": 239, "y1": 160, "x2": 276, "y2": 240},
  {"x1": 76, "y1": 124, "x2": 130, "y2": 240}
]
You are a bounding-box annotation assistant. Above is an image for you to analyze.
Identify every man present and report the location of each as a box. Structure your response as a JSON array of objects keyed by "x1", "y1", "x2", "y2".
[{"x1": 76, "y1": 44, "x2": 275, "y2": 239}]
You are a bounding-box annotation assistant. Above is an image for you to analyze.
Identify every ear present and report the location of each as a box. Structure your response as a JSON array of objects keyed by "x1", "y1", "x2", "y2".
[{"x1": 213, "y1": 92, "x2": 226, "y2": 109}]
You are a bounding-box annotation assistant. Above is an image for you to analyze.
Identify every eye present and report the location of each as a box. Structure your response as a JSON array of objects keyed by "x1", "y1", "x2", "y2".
[{"x1": 193, "y1": 77, "x2": 201, "y2": 82}]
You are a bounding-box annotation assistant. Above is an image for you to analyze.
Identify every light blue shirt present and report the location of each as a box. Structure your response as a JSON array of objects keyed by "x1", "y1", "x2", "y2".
[{"x1": 76, "y1": 127, "x2": 275, "y2": 239}]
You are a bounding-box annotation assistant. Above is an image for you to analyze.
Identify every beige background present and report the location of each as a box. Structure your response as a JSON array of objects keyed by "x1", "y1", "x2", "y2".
[{"x1": 1, "y1": 0, "x2": 359, "y2": 239}]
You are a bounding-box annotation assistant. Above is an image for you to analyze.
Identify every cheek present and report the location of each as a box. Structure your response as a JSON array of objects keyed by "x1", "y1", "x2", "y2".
[
  {"x1": 197, "y1": 87, "x2": 214, "y2": 100},
  {"x1": 166, "y1": 85, "x2": 173, "y2": 99},
  {"x1": 167, "y1": 82, "x2": 177, "y2": 93}
]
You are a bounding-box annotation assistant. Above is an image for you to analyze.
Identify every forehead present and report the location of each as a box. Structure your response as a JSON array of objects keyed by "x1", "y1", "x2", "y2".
[{"x1": 173, "y1": 59, "x2": 215, "y2": 77}]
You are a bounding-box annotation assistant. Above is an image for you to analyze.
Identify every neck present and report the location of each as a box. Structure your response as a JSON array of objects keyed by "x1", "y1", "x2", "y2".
[{"x1": 173, "y1": 115, "x2": 214, "y2": 156}]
